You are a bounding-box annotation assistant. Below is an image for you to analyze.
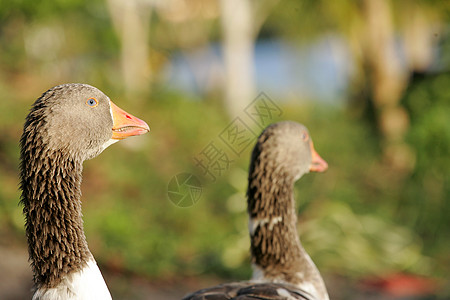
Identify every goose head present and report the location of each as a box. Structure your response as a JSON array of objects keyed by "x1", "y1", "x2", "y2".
[
  {"x1": 252, "y1": 121, "x2": 328, "y2": 182},
  {"x1": 25, "y1": 83, "x2": 149, "y2": 162}
]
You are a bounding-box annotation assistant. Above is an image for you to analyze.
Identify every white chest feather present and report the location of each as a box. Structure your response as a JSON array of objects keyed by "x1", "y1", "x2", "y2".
[
  {"x1": 248, "y1": 216, "x2": 283, "y2": 235},
  {"x1": 33, "y1": 259, "x2": 112, "y2": 300}
]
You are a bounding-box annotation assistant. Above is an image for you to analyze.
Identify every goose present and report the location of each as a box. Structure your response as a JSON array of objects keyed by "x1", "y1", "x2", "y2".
[
  {"x1": 19, "y1": 83, "x2": 149, "y2": 300},
  {"x1": 183, "y1": 121, "x2": 329, "y2": 300}
]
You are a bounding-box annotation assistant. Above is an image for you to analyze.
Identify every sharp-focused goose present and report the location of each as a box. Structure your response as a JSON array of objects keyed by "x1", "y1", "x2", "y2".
[
  {"x1": 184, "y1": 121, "x2": 329, "y2": 300},
  {"x1": 19, "y1": 83, "x2": 149, "y2": 300}
]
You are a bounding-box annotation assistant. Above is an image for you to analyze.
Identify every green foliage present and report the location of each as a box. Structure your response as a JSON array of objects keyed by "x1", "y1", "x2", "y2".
[
  {"x1": 401, "y1": 71, "x2": 450, "y2": 265},
  {"x1": 0, "y1": 0, "x2": 99, "y2": 21}
]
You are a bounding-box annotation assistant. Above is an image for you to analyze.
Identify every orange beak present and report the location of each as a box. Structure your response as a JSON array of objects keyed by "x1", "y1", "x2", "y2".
[
  {"x1": 309, "y1": 141, "x2": 328, "y2": 172},
  {"x1": 110, "y1": 101, "x2": 150, "y2": 140}
]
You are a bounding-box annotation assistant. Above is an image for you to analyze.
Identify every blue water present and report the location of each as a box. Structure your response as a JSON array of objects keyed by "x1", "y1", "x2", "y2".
[{"x1": 163, "y1": 36, "x2": 352, "y2": 102}]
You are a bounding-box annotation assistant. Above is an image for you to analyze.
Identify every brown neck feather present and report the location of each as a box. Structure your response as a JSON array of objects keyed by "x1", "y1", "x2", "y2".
[
  {"x1": 20, "y1": 130, "x2": 90, "y2": 289},
  {"x1": 247, "y1": 164, "x2": 303, "y2": 273}
]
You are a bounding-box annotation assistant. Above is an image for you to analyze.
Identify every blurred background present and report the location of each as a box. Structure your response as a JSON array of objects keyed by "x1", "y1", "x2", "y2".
[{"x1": 0, "y1": 0, "x2": 449, "y2": 299}]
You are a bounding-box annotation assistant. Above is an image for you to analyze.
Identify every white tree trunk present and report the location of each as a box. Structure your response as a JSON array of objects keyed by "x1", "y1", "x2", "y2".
[
  {"x1": 219, "y1": 0, "x2": 256, "y2": 118},
  {"x1": 402, "y1": 3, "x2": 435, "y2": 72},
  {"x1": 107, "y1": 0, "x2": 152, "y2": 96}
]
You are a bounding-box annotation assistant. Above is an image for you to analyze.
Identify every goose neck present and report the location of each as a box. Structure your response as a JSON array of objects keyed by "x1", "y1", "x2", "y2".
[
  {"x1": 247, "y1": 170, "x2": 302, "y2": 268},
  {"x1": 247, "y1": 168, "x2": 329, "y2": 300},
  {"x1": 20, "y1": 148, "x2": 91, "y2": 289}
]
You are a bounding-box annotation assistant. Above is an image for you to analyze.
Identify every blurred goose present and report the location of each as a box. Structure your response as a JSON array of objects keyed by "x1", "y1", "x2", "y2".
[
  {"x1": 184, "y1": 121, "x2": 329, "y2": 300},
  {"x1": 19, "y1": 83, "x2": 149, "y2": 300}
]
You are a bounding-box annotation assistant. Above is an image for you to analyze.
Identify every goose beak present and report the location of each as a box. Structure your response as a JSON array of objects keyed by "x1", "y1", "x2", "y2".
[
  {"x1": 309, "y1": 141, "x2": 328, "y2": 172},
  {"x1": 110, "y1": 101, "x2": 150, "y2": 140}
]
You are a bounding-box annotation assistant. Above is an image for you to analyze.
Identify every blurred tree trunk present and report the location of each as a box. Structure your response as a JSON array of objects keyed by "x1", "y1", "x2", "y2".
[
  {"x1": 219, "y1": 0, "x2": 280, "y2": 118},
  {"x1": 401, "y1": 3, "x2": 436, "y2": 72},
  {"x1": 362, "y1": 0, "x2": 411, "y2": 172},
  {"x1": 106, "y1": 0, "x2": 152, "y2": 98},
  {"x1": 347, "y1": 0, "x2": 436, "y2": 174},
  {"x1": 219, "y1": 0, "x2": 255, "y2": 117}
]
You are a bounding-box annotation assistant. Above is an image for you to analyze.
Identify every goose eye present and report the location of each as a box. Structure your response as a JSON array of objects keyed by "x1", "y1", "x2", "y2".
[
  {"x1": 86, "y1": 98, "x2": 98, "y2": 107},
  {"x1": 301, "y1": 132, "x2": 309, "y2": 141}
]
